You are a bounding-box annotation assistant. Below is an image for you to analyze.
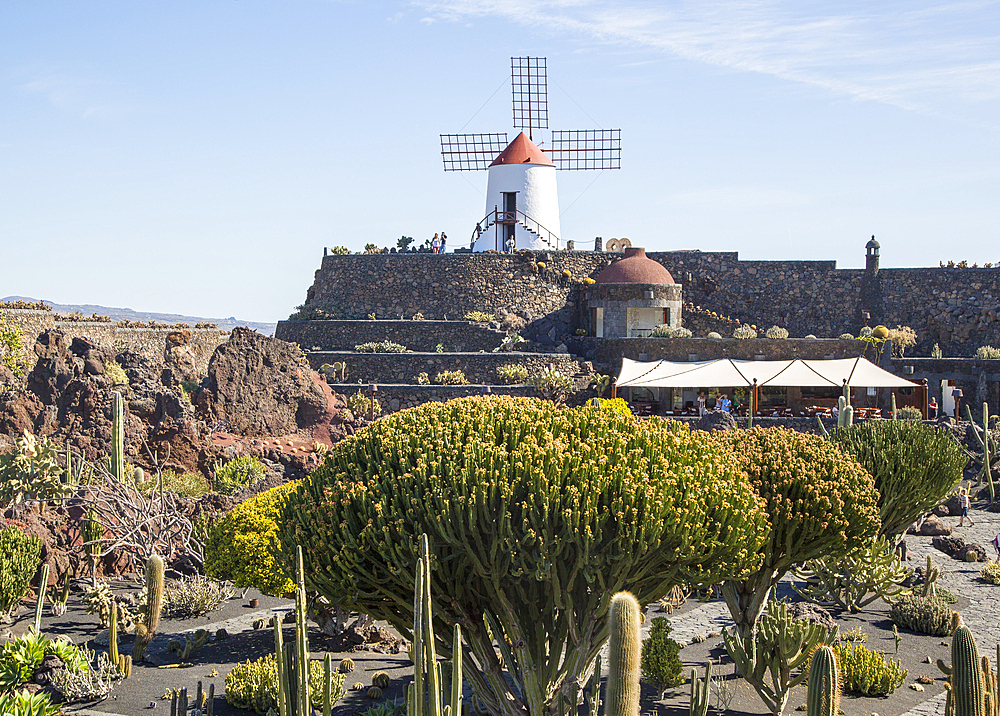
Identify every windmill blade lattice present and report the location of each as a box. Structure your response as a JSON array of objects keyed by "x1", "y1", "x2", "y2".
[
  {"x1": 440, "y1": 133, "x2": 509, "y2": 171},
  {"x1": 511, "y1": 57, "x2": 548, "y2": 136},
  {"x1": 549, "y1": 129, "x2": 621, "y2": 171}
]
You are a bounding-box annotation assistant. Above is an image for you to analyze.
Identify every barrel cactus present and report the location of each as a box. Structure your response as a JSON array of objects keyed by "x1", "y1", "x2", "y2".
[
  {"x1": 278, "y1": 396, "x2": 768, "y2": 716},
  {"x1": 765, "y1": 326, "x2": 789, "y2": 339}
]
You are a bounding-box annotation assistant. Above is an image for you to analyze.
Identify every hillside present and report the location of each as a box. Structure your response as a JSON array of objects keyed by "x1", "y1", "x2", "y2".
[{"x1": 1, "y1": 296, "x2": 275, "y2": 336}]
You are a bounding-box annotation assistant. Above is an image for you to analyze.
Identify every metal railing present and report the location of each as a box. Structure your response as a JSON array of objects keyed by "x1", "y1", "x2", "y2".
[{"x1": 470, "y1": 208, "x2": 561, "y2": 251}]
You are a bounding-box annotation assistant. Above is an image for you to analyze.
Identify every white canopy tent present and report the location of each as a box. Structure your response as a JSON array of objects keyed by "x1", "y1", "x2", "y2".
[{"x1": 616, "y1": 356, "x2": 917, "y2": 389}]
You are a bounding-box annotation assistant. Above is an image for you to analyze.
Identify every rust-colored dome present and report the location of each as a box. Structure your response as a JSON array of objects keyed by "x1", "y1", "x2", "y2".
[
  {"x1": 489, "y1": 132, "x2": 555, "y2": 168},
  {"x1": 594, "y1": 248, "x2": 676, "y2": 284}
]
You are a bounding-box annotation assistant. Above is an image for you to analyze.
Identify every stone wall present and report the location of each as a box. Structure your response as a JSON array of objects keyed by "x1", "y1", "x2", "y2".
[
  {"x1": 295, "y1": 250, "x2": 1000, "y2": 357},
  {"x1": 1, "y1": 309, "x2": 55, "y2": 369},
  {"x1": 308, "y1": 351, "x2": 582, "y2": 385},
  {"x1": 54, "y1": 323, "x2": 229, "y2": 374},
  {"x1": 275, "y1": 320, "x2": 506, "y2": 352}
]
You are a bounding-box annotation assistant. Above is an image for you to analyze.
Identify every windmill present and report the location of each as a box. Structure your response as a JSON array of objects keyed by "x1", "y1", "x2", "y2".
[{"x1": 440, "y1": 57, "x2": 621, "y2": 252}]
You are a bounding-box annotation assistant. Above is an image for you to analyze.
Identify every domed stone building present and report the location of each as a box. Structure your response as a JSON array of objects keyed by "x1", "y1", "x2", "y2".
[{"x1": 584, "y1": 247, "x2": 683, "y2": 338}]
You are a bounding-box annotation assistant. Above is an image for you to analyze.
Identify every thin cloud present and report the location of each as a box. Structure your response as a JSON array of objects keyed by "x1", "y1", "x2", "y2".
[{"x1": 414, "y1": 0, "x2": 1000, "y2": 126}]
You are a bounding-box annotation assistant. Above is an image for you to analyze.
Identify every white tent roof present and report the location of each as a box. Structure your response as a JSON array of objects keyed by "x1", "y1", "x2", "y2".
[{"x1": 617, "y1": 356, "x2": 917, "y2": 389}]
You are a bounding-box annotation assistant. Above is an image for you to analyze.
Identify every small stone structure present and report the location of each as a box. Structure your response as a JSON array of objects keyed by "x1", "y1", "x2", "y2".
[{"x1": 585, "y1": 248, "x2": 683, "y2": 337}]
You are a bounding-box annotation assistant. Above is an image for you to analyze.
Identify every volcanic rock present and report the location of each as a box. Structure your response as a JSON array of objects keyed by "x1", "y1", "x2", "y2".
[{"x1": 695, "y1": 410, "x2": 738, "y2": 432}]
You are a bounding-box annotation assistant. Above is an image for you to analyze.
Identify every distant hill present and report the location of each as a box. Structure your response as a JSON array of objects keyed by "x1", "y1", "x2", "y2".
[{"x1": 2, "y1": 296, "x2": 275, "y2": 336}]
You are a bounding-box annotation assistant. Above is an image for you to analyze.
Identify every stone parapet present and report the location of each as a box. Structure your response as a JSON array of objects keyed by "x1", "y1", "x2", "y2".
[{"x1": 275, "y1": 319, "x2": 506, "y2": 353}]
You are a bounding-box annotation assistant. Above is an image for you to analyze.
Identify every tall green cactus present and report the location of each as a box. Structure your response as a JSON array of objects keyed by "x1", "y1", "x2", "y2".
[
  {"x1": 109, "y1": 601, "x2": 119, "y2": 666},
  {"x1": 111, "y1": 391, "x2": 125, "y2": 484},
  {"x1": 408, "y1": 534, "x2": 462, "y2": 716},
  {"x1": 274, "y1": 613, "x2": 289, "y2": 716},
  {"x1": 891, "y1": 393, "x2": 898, "y2": 420},
  {"x1": 133, "y1": 553, "x2": 164, "y2": 661},
  {"x1": 606, "y1": 592, "x2": 641, "y2": 716},
  {"x1": 294, "y1": 546, "x2": 311, "y2": 716},
  {"x1": 965, "y1": 402, "x2": 996, "y2": 503},
  {"x1": 689, "y1": 662, "x2": 711, "y2": 716},
  {"x1": 32, "y1": 563, "x2": 48, "y2": 633},
  {"x1": 807, "y1": 646, "x2": 840, "y2": 716},
  {"x1": 81, "y1": 509, "x2": 103, "y2": 587},
  {"x1": 923, "y1": 554, "x2": 940, "y2": 598},
  {"x1": 952, "y1": 625, "x2": 987, "y2": 716}
]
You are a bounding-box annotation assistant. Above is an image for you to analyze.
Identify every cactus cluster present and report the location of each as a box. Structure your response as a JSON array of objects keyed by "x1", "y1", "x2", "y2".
[
  {"x1": 807, "y1": 646, "x2": 840, "y2": 716},
  {"x1": 108, "y1": 602, "x2": 132, "y2": 678},
  {"x1": 278, "y1": 397, "x2": 768, "y2": 716},
  {"x1": 0, "y1": 525, "x2": 42, "y2": 620},
  {"x1": 890, "y1": 594, "x2": 958, "y2": 636},
  {"x1": 937, "y1": 624, "x2": 999, "y2": 716},
  {"x1": 832, "y1": 642, "x2": 907, "y2": 695},
  {"x1": 722, "y1": 600, "x2": 838, "y2": 715},
  {"x1": 689, "y1": 662, "x2": 711, "y2": 716}
]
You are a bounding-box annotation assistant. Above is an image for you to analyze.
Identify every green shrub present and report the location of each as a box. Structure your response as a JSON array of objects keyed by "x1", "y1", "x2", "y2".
[
  {"x1": 0, "y1": 690, "x2": 62, "y2": 716},
  {"x1": 213, "y1": 456, "x2": 268, "y2": 496},
  {"x1": 0, "y1": 432, "x2": 72, "y2": 507},
  {"x1": 434, "y1": 370, "x2": 470, "y2": 385},
  {"x1": 464, "y1": 311, "x2": 494, "y2": 323},
  {"x1": 277, "y1": 396, "x2": 767, "y2": 716},
  {"x1": 765, "y1": 326, "x2": 789, "y2": 339},
  {"x1": 641, "y1": 617, "x2": 683, "y2": 693},
  {"x1": 714, "y1": 427, "x2": 879, "y2": 637},
  {"x1": 889, "y1": 595, "x2": 956, "y2": 635},
  {"x1": 347, "y1": 390, "x2": 382, "y2": 417},
  {"x1": 650, "y1": 325, "x2": 693, "y2": 338},
  {"x1": 0, "y1": 630, "x2": 88, "y2": 693},
  {"x1": 163, "y1": 575, "x2": 235, "y2": 617},
  {"x1": 598, "y1": 397, "x2": 633, "y2": 417},
  {"x1": 0, "y1": 524, "x2": 42, "y2": 619},
  {"x1": 0, "y1": 313, "x2": 26, "y2": 378},
  {"x1": 204, "y1": 482, "x2": 298, "y2": 596},
  {"x1": 354, "y1": 341, "x2": 407, "y2": 353},
  {"x1": 138, "y1": 469, "x2": 211, "y2": 498},
  {"x1": 975, "y1": 345, "x2": 1000, "y2": 359},
  {"x1": 832, "y1": 642, "x2": 907, "y2": 695},
  {"x1": 829, "y1": 421, "x2": 966, "y2": 540},
  {"x1": 225, "y1": 653, "x2": 344, "y2": 714},
  {"x1": 415, "y1": 372, "x2": 430, "y2": 385},
  {"x1": 496, "y1": 364, "x2": 529, "y2": 384},
  {"x1": 896, "y1": 406, "x2": 923, "y2": 421},
  {"x1": 330, "y1": 246, "x2": 350, "y2": 255},
  {"x1": 104, "y1": 361, "x2": 128, "y2": 386}
]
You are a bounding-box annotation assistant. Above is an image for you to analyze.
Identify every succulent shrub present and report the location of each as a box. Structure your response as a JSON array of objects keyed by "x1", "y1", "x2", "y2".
[
  {"x1": 890, "y1": 595, "x2": 956, "y2": 636},
  {"x1": 225, "y1": 653, "x2": 344, "y2": 715},
  {"x1": 0, "y1": 690, "x2": 62, "y2": 716},
  {"x1": 354, "y1": 341, "x2": 407, "y2": 353},
  {"x1": 650, "y1": 325, "x2": 693, "y2": 338},
  {"x1": 416, "y1": 372, "x2": 430, "y2": 385},
  {"x1": 839, "y1": 333, "x2": 856, "y2": 340},
  {"x1": 732, "y1": 325, "x2": 757, "y2": 339},
  {"x1": 528, "y1": 368, "x2": 574, "y2": 405},
  {"x1": 213, "y1": 455, "x2": 268, "y2": 496},
  {"x1": 832, "y1": 642, "x2": 907, "y2": 695},
  {"x1": 975, "y1": 345, "x2": 1000, "y2": 359},
  {"x1": 713, "y1": 427, "x2": 879, "y2": 638},
  {"x1": 163, "y1": 575, "x2": 235, "y2": 617},
  {"x1": 886, "y1": 326, "x2": 917, "y2": 357},
  {"x1": 204, "y1": 482, "x2": 298, "y2": 596},
  {"x1": 464, "y1": 311, "x2": 494, "y2": 323},
  {"x1": 598, "y1": 397, "x2": 633, "y2": 417},
  {"x1": 277, "y1": 396, "x2": 767, "y2": 716},
  {"x1": 0, "y1": 432, "x2": 72, "y2": 508},
  {"x1": 0, "y1": 524, "x2": 42, "y2": 619},
  {"x1": 981, "y1": 562, "x2": 1000, "y2": 584},
  {"x1": 434, "y1": 370, "x2": 470, "y2": 385},
  {"x1": 706, "y1": 331, "x2": 723, "y2": 339},
  {"x1": 829, "y1": 421, "x2": 966, "y2": 541},
  {"x1": 765, "y1": 326, "x2": 789, "y2": 339},
  {"x1": 496, "y1": 364, "x2": 529, "y2": 385},
  {"x1": 896, "y1": 406, "x2": 924, "y2": 421},
  {"x1": 640, "y1": 617, "x2": 683, "y2": 694},
  {"x1": 872, "y1": 325, "x2": 889, "y2": 339},
  {"x1": 347, "y1": 390, "x2": 382, "y2": 417}
]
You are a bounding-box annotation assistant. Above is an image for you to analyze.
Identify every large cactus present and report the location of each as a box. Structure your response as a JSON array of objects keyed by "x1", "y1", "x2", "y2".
[
  {"x1": 408, "y1": 534, "x2": 462, "y2": 716},
  {"x1": 293, "y1": 546, "x2": 311, "y2": 716},
  {"x1": 923, "y1": 554, "x2": 941, "y2": 598},
  {"x1": 109, "y1": 601, "x2": 120, "y2": 666},
  {"x1": 807, "y1": 646, "x2": 840, "y2": 716},
  {"x1": 606, "y1": 592, "x2": 641, "y2": 716},
  {"x1": 133, "y1": 553, "x2": 164, "y2": 661},
  {"x1": 111, "y1": 391, "x2": 125, "y2": 484},
  {"x1": 81, "y1": 509, "x2": 103, "y2": 587},
  {"x1": 965, "y1": 402, "x2": 996, "y2": 503},
  {"x1": 689, "y1": 662, "x2": 711, "y2": 716},
  {"x1": 946, "y1": 625, "x2": 988, "y2": 716},
  {"x1": 32, "y1": 563, "x2": 48, "y2": 633},
  {"x1": 723, "y1": 600, "x2": 838, "y2": 715}
]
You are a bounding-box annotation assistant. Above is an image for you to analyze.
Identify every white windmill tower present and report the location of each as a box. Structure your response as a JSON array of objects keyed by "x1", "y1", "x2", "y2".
[{"x1": 440, "y1": 57, "x2": 621, "y2": 252}]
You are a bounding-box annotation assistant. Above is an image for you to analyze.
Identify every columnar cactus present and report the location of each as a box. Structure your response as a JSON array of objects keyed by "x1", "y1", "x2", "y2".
[
  {"x1": 32, "y1": 563, "x2": 48, "y2": 633},
  {"x1": 109, "y1": 601, "x2": 119, "y2": 666},
  {"x1": 689, "y1": 662, "x2": 711, "y2": 716},
  {"x1": 952, "y1": 626, "x2": 987, "y2": 716},
  {"x1": 111, "y1": 391, "x2": 125, "y2": 484},
  {"x1": 133, "y1": 554, "x2": 164, "y2": 661},
  {"x1": 807, "y1": 646, "x2": 840, "y2": 716},
  {"x1": 294, "y1": 546, "x2": 311, "y2": 716},
  {"x1": 607, "y1": 592, "x2": 641, "y2": 716},
  {"x1": 923, "y1": 554, "x2": 940, "y2": 598},
  {"x1": 965, "y1": 402, "x2": 996, "y2": 503}
]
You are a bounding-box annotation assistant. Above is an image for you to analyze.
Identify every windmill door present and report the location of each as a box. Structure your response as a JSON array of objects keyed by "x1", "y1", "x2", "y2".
[{"x1": 502, "y1": 192, "x2": 517, "y2": 250}]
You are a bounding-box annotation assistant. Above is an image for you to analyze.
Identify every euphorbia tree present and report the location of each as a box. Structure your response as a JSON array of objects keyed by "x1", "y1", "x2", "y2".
[
  {"x1": 278, "y1": 396, "x2": 767, "y2": 716},
  {"x1": 713, "y1": 427, "x2": 879, "y2": 639}
]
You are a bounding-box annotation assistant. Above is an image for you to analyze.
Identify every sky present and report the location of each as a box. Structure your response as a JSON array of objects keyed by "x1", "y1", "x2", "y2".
[{"x1": 1, "y1": 1, "x2": 998, "y2": 323}]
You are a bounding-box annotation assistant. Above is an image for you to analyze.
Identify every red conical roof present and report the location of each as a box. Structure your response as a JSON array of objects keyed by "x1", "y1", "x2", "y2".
[
  {"x1": 595, "y1": 248, "x2": 676, "y2": 284},
  {"x1": 490, "y1": 132, "x2": 555, "y2": 168}
]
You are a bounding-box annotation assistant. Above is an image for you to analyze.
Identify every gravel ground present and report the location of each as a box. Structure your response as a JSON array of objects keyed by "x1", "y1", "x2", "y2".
[{"x1": 9, "y1": 505, "x2": 1000, "y2": 716}]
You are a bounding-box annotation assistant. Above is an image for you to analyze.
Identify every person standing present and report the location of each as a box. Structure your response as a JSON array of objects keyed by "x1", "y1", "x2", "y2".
[
  {"x1": 929, "y1": 397, "x2": 939, "y2": 419},
  {"x1": 431, "y1": 233, "x2": 440, "y2": 254},
  {"x1": 718, "y1": 394, "x2": 731, "y2": 413},
  {"x1": 958, "y1": 487, "x2": 975, "y2": 527},
  {"x1": 697, "y1": 392, "x2": 707, "y2": 417},
  {"x1": 992, "y1": 531, "x2": 1000, "y2": 562},
  {"x1": 439, "y1": 232, "x2": 447, "y2": 254}
]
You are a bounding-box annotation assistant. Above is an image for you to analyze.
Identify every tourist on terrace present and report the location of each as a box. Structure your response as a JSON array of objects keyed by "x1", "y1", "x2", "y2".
[
  {"x1": 718, "y1": 394, "x2": 732, "y2": 413},
  {"x1": 440, "y1": 232, "x2": 447, "y2": 253},
  {"x1": 431, "y1": 233, "x2": 441, "y2": 254},
  {"x1": 697, "y1": 392, "x2": 707, "y2": 417}
]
